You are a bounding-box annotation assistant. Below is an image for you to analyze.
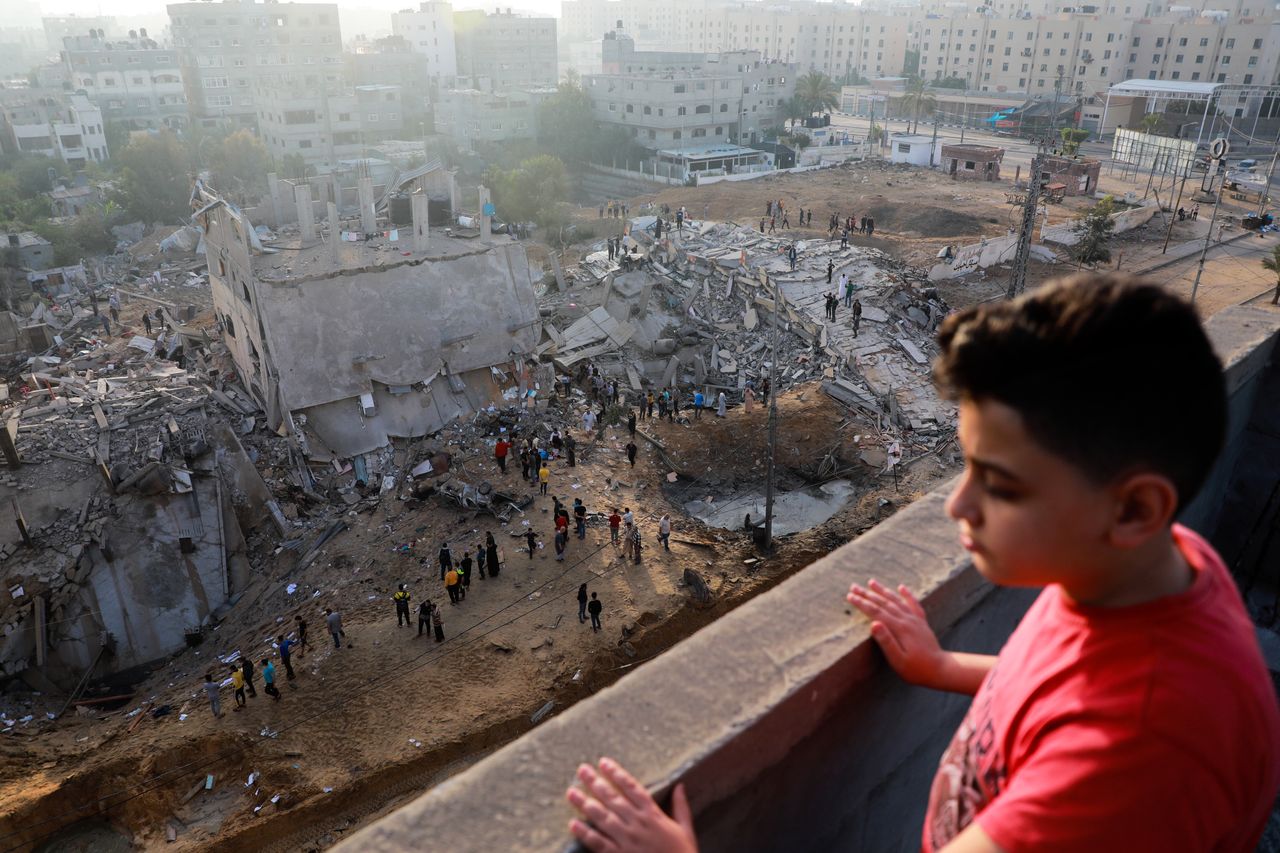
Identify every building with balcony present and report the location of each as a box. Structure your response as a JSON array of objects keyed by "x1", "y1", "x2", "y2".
[
  {"x1": 166, "y1": 0, "x2": 343, "y2": 129},
  {"x1": 585, "y1": 36, "x2": 796, "y2": 150},
  {"x1": 256, "y1": 85, "x2": 404, "y2": 169},
  {"x1": 60, "y1": 31, "x2": 187, "y2": 132},
  {"x1": 453, "y1": 8, "x2": 558, "y2": 91},
  {"x1": 434, "y1": 85, "x2": 553, "y2": 150},
  {"x1": 0, "y1": 89, "x2": 108, "y2": 166}
]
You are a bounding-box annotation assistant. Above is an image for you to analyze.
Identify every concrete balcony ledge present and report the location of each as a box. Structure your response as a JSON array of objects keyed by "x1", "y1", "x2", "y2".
[{"x1": 335, "y1": 304, "x2": 1280, "y2": 853}]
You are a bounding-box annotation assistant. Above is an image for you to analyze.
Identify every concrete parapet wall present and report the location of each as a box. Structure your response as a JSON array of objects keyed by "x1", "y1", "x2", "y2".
[{"x1": 335, "y1": 303, "x2": 1280, "y2": 853}]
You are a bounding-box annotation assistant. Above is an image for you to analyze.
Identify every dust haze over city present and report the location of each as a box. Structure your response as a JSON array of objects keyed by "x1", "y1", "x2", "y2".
[{"x1": 0, "y1": 0, "x2": 1279, "y2": 847}]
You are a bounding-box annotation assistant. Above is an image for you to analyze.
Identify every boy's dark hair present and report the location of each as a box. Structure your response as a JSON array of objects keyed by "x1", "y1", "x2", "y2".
[{"x1": 934, "y1": 274, "x2": 1226, "y2": 511}]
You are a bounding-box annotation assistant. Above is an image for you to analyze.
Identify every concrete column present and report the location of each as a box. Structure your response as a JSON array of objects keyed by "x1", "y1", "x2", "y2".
[
  {"x1": 447, "y1": 171, "x2": 459, "y2": 223},
  {"x1": 358, "y1": 176, "x2": 376, "y2": 235},
  {"x1": 411, "y1": 193, "x2": 430, "y2": 252},
  {"x1": 327, "y1": 201, "x2": 341, "y2": 260},
  {"x1": 267, "y1": 173, "x2": 282, "y2": 228},
  {"x1": 478, "y1": 185, "x2": 492, "y2": 241},
  {"x1": 295, "y1": 184, "x2": 316, "y2": 243}
]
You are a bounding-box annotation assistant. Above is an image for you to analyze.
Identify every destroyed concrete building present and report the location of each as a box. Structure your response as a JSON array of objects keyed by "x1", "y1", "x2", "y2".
[
  {"x1": 939, "y1": 144, "x2": 1004, "y2": 182},
  {"x1": 199, "y1": 181, "x2": 542, "y2": 460}
]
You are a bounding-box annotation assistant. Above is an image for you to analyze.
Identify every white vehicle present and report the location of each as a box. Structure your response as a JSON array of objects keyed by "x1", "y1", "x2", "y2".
[{"x1": 1224, "y1": 171, "x2": 1267, "y2": 192}]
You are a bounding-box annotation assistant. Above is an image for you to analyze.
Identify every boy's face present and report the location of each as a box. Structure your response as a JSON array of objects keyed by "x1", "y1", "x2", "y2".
[{"x1": 946, "y1": 398, "x2": 1116, "y2": 589}]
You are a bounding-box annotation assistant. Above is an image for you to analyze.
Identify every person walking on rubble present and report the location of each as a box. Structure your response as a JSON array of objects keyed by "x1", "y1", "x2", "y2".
[
  {"x1": 294, "y1": 615, "x2": 309, "y2": 658},
  {"x1": 588, "y1": 592, "x2": 603, "y2": 632},
  {"x1": 418, "y1": 600, "x2": 432, "y2": 637},
  {"x1": 659, "y1": 514, "x2": 672, "y2": 551},
  {"x1": 518, "y1": 446, "x2": 530, "y2": 480},
  {"x1": 204, "y1": 672, "x2": 223, "y2": 718},
  {"x1": 431, "y1": 601, "x2": 444, "y2": 642},
  {"x1": 827, "y1": 260, "x2": 834, "y2": 285},
  {"x1": 325, "y1": 608, "x2": 347, "y2": 649},
  {"x1": 445, "y1": 566, "x2": 461, "y2": 604},
  {"x1": 578, "y1": 583, "x2": 590, "y2": 623},
  {"x1": 788, "y1": 243, "x2": 798, "y2": 271},
  {"x1": 844, "y1": 274, "x2": 855, "y2": 308},
  {"x1": 494, "y1": 436, "x2": 510, "y2": 474},
  {"x1": 278, "y1": 634, "x2": 296, "y2": 681},
  {"x1": 566, "y1": 431, "x2": 577, "y2": 467},
  {"x1": 526, "y1": 528, "x2": 538, "y2": 559},
  {"x1": 438, "y1": 542, "x2": 453, "y2": 581},
  {"x1": 574, "y1": 498, "x2": 587, "y2": 540},
  {"x1": 716, "y1": 391, "x2": 727, "y2": 418},
  {"x1": 486, "y1": 532, "x2": 501, "y2": 578},
  {"x1": 851, "y1": 299, "x2": 863, "y2": 338},
  {"x1": 458, "y1": 554, "x2": 471, "y2": 598},
  {"x1": 745, "y1": 386, "x2": 755, "y2": 414},
  {"x1": 538, "y1": 461, "x2": 550, "y2": 496},
  {"x1": 609, "y1": 508, "x2": 622, "y2": 545},
  {"x1": 241, "y1": 657, "x2": 257, "y2": 698},
  {"x1": 108, "y1": 290, "x2": 120, "y2": 325},
  {"x1": 476, "y1": 543, "x2": 487, "y2": 579},
  {"x1": 626, "y1": 440, "x2": 638, "y2": 468},
  {"x1": 394, "y1": 584, "x2": 411, "y2": 627},
  {"x1": 693, "y1": 389, "x2": 704, "y2": 419},
  {"x1": 261, "y1": 658, "x2": 281, "y2": 701},
  {"x1": 229, "y1": 664, "x2": 246, "y2": 710},
  {"x1": 627, "y1": 410, "x2": 636, "y2": 437}
]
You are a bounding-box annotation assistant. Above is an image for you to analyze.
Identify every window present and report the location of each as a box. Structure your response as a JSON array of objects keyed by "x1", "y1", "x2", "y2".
[
  {"x1": 674, "y1": 83, "x2": 686, "y2": 93},
  {"x1": 1244, "y1": 73, "x2": 1254, "y2": 84},
  {"x1": 1253, "y1": 38, "x2": 1263, "y2": 50},
  {"x1": 643, "y1": 105, "x2": 651, "y2": 115},
  {"x1": 677, "y1": 106, "x2": 687, "y2": 116},
  {"x1": 1199, "y1": 38, "x2": 1208, "y2": 46},
  {"x1": 1175, "y1": 54, "x2": 1183, "y2": 63},
  {"x1": 626, "y1": 104, "x2": 633, "y2": 113},
  {"x1": 1225, "y1": 38, "x2": 1235, "y2": 48},
  {"x1": 1155, "y1": 37, "x2": 1164, "y2": 47},
  {"x1": 608, "y1": 102, "x2": 615, "y2": 112},
  {"x1": 1195, "y1": 55, "x2": 1204, "y2": 63},
  {"x1": 1248, "y1": 56, "x2": 1258, "y2": 66},
  {"x1": 1132, "y1": 37, "x2": 1140, "y2": 46},
  {"x1": 368, "y1": 113, "x2": 378, "y2": 121},
  {"x1": 299, "y1": 139, "x2": 313, "y2": 148},
  {"x1": 673, "y1": 130, "x2": 681, "y2": 139},
  {"x1": 897, "y1": 142, "x2": 911, "y2": 153},
  {"x1": 719, "y1": 103, "x2": 728, "y2": 112},
  {"x1": 1178, "y1": 37, "x2": 1187, "y2": 46},
  {"x1": 1221, "y1": 56, "x2": 1230, "y2": 65}
]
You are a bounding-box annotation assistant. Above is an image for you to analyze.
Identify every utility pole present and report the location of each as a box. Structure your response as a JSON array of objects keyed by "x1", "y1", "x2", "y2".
[
  {"x1": 1161, "y1": 157, "x2": 1193, "y2": 254},
  {"x1": 762, "y1": 274, "x2": 780, "y2": 550},
  {"x1": 1256, "y1": 124, "x2": 1280, "y2": 216},
  {"x1": 930, "y1": 108, "x2": 939, "y2": 167},
  {"x1": 1007, "y1": 144, "x2": 1047, "y2": 300},
  {"x1": 1191, "y1": 154, "x2": 1228, "y2": 303}
]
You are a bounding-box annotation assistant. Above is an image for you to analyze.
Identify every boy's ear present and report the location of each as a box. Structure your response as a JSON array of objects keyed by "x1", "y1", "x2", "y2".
[{"x1": 1108, "y1": 471, "x2": 1179, "y2": 548}]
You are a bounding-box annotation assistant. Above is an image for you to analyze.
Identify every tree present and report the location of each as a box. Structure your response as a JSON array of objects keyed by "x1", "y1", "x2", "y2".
[
  {"x1": 795, "y1": 71, "x2": 839, "y2": 118},
  {"x1": 900, "y1": 77, "x2": 937, "y2": 135},
  {"x1": 486, "y1": 154, "x2": 569, "y2": 232},
  {"x1": 1059, "y1": 127, "x2": 1090, "y2": 156},
  {"x1": 1139, "y1": 112, "x2": 1163, "y2": 135},
  {"x1": 781, "y1": 95, "x2": 808, "y2": 130},
  {"x1": 1070, "y1": 195, "x2": 1116, "y2": 266},
  {"x1": 280, "y1": 153, "x2": 313, "y2": 182},
  {"x1": 867, "y1": 122, "x2": 884, "y2": 145},
  {"x1": 1262, "y1": 244, "x2": 1280, "y2": 305},
  {"x1": 536, "y1": 70, "x2": 598, "y2": 166},
  {"x1": 113, "y1": 130, "x2": 192, "y2": 225},
  {"x1": 933, "y1": 77, "x2": 967, "y2": 90},
  {"x1": 212, "y1": 130, "x2": 271, "y2": 197}
]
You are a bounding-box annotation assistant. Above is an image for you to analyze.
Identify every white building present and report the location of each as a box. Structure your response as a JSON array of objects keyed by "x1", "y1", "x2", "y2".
[
  {"x1": 60, "y1": 31, "x2": 188, "y2": 132},
  {"x1": 390, "y1": 1, "x2": 459, "y2": 80},
  {"x1": 888, "y1": 134, "x2": 937, "y2": 166},
  {"x1": 0, "y1": 90, "x2": 109, "y2": 166}
]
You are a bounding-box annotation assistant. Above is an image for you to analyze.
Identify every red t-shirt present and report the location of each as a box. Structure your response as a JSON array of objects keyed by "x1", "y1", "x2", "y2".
[
  {"x1": 609, "y1": 514, "x2": 621, "y2": 529},
  {"x1": 923, "y1": 524, "x2": 1280, "y2": 853},
  {"x1": 494, "y1": 440, "x2": 509, "y2": 458},
  {"x1": 555, "y1": 515, "x2": 568, "y2": 533}
]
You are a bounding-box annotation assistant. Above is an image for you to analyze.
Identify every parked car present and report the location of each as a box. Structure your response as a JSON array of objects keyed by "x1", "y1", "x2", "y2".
[{"x1": 1235, "y1": 158, "x2": 1259, "y2": 171}]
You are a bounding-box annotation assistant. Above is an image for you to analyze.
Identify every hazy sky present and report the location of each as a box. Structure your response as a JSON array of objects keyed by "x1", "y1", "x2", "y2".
[{"x1": 22, "y1": 0, "x2": 564, "y2": 37}]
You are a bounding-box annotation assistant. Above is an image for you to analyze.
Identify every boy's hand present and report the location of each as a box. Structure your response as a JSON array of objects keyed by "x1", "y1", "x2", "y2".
[
  {"x1": 565, "y1": 758, "x2": 698, "y2": 853},
  {"x1": 848, "y1": 579, "x2": 948, "y2": 688}
]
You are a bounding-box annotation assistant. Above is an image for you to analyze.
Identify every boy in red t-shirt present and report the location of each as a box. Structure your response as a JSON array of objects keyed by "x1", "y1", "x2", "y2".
[{"x1": 562, "y1": 275, "x2": 1280, "y2": 853}]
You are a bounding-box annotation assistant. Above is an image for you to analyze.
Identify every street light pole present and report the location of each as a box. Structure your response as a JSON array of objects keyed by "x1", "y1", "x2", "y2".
[
  {"x1": 1191, "y1": 156, "x2": 1228, "y2": 303},
  {"x1": 762, "y1": 274, "x2": 780, "y2": 550}
]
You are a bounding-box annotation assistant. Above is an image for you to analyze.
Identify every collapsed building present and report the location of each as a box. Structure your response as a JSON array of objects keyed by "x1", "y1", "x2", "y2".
[{"x1": 199, "y1": 178, "x2": 542, "y2": 460}]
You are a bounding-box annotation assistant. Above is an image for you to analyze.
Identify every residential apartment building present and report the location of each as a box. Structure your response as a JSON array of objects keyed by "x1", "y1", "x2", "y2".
[
  {"x1": 60, "y1": 31, "x2": 188, "y2": 132},
  {"x1": 434, "y1": 86, "x2": 553, "y2": 149},
  {"x1": 0, "y1": 90, "x2": 108, "y2": 165},
  {"x1": 256, "y1": 84, "x2": 404, "y2": 169},
  {"x1": 454, "y1": 9, "x2": 558, "y2": 90},
  {"x1": 389, "y1": 1, "x2": 459, "y2": 79},
  {"x1": 349, "y1": 37, "x2": 434, "y2": 130},
  {"x1": 916, "y1": 7, "x2": 1280, "y2": 122},
  {"x1": 166, "y1": 0, "x2": 342, "y2": 129},
  {"x1": 0, "y1": 27, "x2": 51, "y2": 78},
  {"x1": 561, "y1": 0, "x2": 913, "y2": 82},
  {"x1": 585, "y1": 37, "x2": 796, "y2": 149}
]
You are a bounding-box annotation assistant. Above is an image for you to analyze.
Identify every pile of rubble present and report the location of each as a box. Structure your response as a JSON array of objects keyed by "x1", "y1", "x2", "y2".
[{"x1": 538, "y1": 218, "x2": 955, "y2": 444}]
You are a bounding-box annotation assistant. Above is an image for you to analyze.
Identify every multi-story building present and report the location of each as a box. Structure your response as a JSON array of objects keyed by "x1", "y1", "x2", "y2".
[
  {"x1": 915, "y1": 6, "x2": 1280, "y2": 125},
  {"x1": 349, "y1": 36, "x2": 433, "y2": 131},
  {"x1": 585, "y1": 36, "x2": 796, "y2": 149},
  {"x1": 0, "y1": 90, "x2": 108, "y2": 165},
  {"x1": 434, "y1": 85, "x2": 554, "y2": 149},
  {"x1": 256, "y1": 84, "x2": 404, "y2": 169},
  {"x1": 60, "y1": 31, "x2": 187, "y2": 132},
  {"x1": 389, "y1": 1, "x2": 459, "y2": 80},
  {"x1": 454, "y1": 9, "x2": 558, "y2": 90},
  {"x1": 0, "y1": 27, "x2": 50, "y2": 78},
  {"x1": 166, "y1": 0, "x2": 342, "y2": 129}
]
